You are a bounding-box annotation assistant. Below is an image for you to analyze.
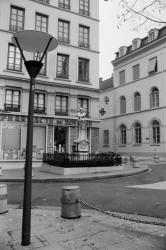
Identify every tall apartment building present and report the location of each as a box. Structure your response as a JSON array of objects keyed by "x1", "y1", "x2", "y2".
[
  {"x1": 0, "y1": 0, "x2": 100, "y2": 168},
  {"x1": 99, "y1": 26, "x2": 166, "y2": 157}
]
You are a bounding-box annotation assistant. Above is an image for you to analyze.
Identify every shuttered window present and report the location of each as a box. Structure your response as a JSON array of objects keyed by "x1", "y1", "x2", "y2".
[{"x1": 133, "y1": 64, "x2": 140, "y2": 80}]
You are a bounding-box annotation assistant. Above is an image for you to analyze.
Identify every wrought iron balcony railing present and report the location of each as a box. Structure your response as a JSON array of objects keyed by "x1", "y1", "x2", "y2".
[
  {"x1": 58, "y1": 2, "x2": 70, "y2": 10},
  {"x1": 4, "y1": 104, "x2": 20, "y2": 112},
  {"x1": 34, "y1": 107, "x2": 46, "y2": 114}
]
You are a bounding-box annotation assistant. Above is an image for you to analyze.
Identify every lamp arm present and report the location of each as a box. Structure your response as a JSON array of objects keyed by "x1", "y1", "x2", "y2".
[
  {"x1": 40, "y1": 36, "x2": 53, "y2": 63},
  {"x1": 14, "y1": 37, "x2": 26, "y2": 63}
]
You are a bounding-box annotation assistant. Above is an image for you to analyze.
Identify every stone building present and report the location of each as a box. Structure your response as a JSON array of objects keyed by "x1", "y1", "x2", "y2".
[
  {"x1": 99, "y1": 26, "x2": 166, "y2": 157},
  {"x1": 0, "y1": 0, "x2": 100, "y2": 168}
]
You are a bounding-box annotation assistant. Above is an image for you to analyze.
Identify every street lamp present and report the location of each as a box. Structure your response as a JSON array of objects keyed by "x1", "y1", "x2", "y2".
[{"x1": 12, "y1": 30, "x2": 58, "y2": 246}]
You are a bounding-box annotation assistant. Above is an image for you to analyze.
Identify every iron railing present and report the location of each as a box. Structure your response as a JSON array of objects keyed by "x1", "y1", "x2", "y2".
[{"x1": 43, "y1": 152, "x2": 122, "y2": 168}]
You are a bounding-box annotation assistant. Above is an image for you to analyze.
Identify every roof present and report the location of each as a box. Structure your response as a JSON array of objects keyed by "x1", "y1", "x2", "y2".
[
  {"x1": 99, "y1": 77, "x2": 114, "y2": 90},
  {"x1": 114, "y1": 26, "x2": 166, "y2": 61}
]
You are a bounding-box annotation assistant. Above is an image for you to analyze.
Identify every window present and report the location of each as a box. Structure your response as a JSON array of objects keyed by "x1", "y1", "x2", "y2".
[
  {"x1": 79, "y1": 25, "x2": 89, "y2": 48},
  {"x1": 77, "y1": 97, "x2": 89, "y2": 117},
  {"x1": 103, "y1": 130, "x2": 109, "y2": 146},
  {"x1": 134, "y1": 92, "x2": 141, "y2": 111},
  {"x1": 120, "y1": 96, "x2": 126, "y2": 114},
  {"x1": 34, "y1": 53, "x2": 47, "y2": 75},
  {"x1": 35, "y1": 13, "x2": 48, "y2": 32},
  {"x1": 79, "y1": 0, "x2": 89, "y2": 16},
  {"x1": 149, "y1": 31, "x2": 155, "y2": 42},
  {"x1": 132, "y1": 40, "x2": 137, "y2": 50},
  {"x1": 151, "y1": 120, "x2": 160, "y2": 144},
  {"x1": 134, "y1": 122, "x2": 142, "y2": 144},
  {"x1": 148, "y1": 57, "x2": 157, "y2": 74},
  {"x1": 120, "y1": 124, "x2": 126, "y2": 145},
  {"x1": 133, "y1": 64, "x2": 140, "y2": 81},
  {"x1": 58, "y1": 19, "x2": 70, "y2": 43},
  {"x1": 9, "y1": 6, "x2": 25, "y2": 32},
  {"x1": 104, "y1": 96, "x2": 109, "y2": 104},
  {"x1": 58, "y1": 0, "x2": 70, "y2": 10},
  {"x1": 5, "y1": 89, "x2": 20, "y2": 112},
  {"x1": 34, "y1": 93, "x2": 45, "y2": 114},
  {"x1": 56, "y1": 54, "x2": 69, "y2": 79},
  {"x1": 78, "y1": 58, "x2": 89, "y2": 82},
  {"x1": 55, "y1": 95, "x2": 68, "y2": 116},
  {"x1": 119, "y1": 70, "x2": 125, "y2": 85},
  {"x1": 7, "y1": 44, "x2": 22, "y2": 71},
  {"x1": 150, "y1": 87, "x2": 159, "y2": 108}
]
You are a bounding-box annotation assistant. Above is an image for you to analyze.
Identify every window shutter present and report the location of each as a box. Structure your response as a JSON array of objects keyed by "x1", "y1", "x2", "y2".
[{"x1": 148, "y1": 57, "x2": 157, "y2": 73}]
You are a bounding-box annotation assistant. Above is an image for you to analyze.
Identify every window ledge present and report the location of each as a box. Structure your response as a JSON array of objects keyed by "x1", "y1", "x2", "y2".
[
  {"x1": 4, "y1": 70, "x2": 24, "y2": 75},
  {"x1": 150, "y1": 143, "x2": 160, "y2": 146},
  {"x1": 54, "y1": 77, "x2": 71, "y2": 82}
]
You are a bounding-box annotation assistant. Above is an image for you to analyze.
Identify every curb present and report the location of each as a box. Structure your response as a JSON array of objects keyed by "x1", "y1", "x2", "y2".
[{"x1": 0, "y1": 166, "x2": 149, "y2": 183}]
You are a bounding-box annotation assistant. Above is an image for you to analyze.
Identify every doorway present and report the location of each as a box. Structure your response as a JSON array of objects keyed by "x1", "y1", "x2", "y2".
[{"x1": 54, "y1": 126, "x2": 67, "y2": 152}]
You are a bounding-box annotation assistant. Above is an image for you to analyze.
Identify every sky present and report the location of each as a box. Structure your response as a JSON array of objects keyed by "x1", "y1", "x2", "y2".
[{"x1": 99, "y1": 1, "x2": 149, "y2": 80}]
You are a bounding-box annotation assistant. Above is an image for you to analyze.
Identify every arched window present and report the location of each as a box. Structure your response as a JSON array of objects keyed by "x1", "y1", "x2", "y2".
[
  {"x1": 151, "y1": 120, "x2": 160, "y2": 144},
  {"x1": 134, "y1": 92, "x2": 141, "y2": 111},
  {"x1": 120, "y1": 124, "x2": 126, "y2": 145},
  {"x1": 150, "y1": 87, "x2": 159, "y2": 108},
  {"x1": 134, "y1": 122, "x2": 142, "y2": 144},
  {"x1": 120, "y1": 96, "x2": 126, "y2": 114}
]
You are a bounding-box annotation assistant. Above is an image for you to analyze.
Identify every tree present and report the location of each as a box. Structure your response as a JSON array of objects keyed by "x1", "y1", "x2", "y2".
[{"x1": 108, "y1": 0, "x2": 166, "y2": 30}]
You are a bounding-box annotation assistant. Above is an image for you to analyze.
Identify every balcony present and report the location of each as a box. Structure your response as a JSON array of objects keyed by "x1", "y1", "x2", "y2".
[
  {"x1": 56, "y1": 72, "x2": 69, "y2": 80},
  {"x1": 58, "y1": 36, "x2": 70, "y2": 44},
  {"x1": 58, "y1": 2, "x2": 70, "y2": 10},
  {"x1": 9, "y1": 25, "x2": 23, "y2": 32},
  {"x1": 79, "y1": 9, "x2": 89, "y2": 16},
  {"x1": 4, "y1": 104, "x2": 20, "y2": 112},
  {"x1": 78, "y1": 75, "x2": 89, "y2": 83},
  {"x1": 34, "y1": 107, "x2": 46, "y2": 114},
  {"x1": 79, "y1": 41, "x2": 89, "y2": 49},
  {"x1": 38, "y1": 0, "x2": 49, "y2": 3},
  {"x1": 55, "y1": 109, "x2": 68, "y2": 116}
]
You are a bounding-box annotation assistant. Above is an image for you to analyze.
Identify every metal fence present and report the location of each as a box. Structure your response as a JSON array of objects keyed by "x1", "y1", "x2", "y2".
[{"x1": 43, "y1": 152, "x2": 122, "y2": 168}]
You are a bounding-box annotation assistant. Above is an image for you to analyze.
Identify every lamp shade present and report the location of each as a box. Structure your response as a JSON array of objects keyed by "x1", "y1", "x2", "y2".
[{"x1": 12, "y1": 30, "x2": 58, "y2": 53}]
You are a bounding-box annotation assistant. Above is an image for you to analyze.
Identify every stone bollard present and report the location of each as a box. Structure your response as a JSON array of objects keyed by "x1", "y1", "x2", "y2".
[
  {"x1": 0, "y1": 184, "x2": 8, "y2": 214},
  {"x1": 61, "y1": 186, "x2": 81, "y2": 219}
]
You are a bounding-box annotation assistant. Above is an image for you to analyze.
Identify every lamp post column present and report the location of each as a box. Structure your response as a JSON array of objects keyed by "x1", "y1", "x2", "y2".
[{"x1": 21, "y1": 76, "x2": 35, "y2": 245}]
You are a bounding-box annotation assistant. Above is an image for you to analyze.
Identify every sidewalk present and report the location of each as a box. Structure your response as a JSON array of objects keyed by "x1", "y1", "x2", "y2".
[
  {"x1": 0, "y1": 205, "x2": 166, "y2": 250},
  {"x1": 0, "y1": 164, "x2": 148, "y2": 182}
]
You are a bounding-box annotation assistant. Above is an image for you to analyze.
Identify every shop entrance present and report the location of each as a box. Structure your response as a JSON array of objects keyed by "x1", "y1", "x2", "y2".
[{"x1": 54, "y1": 126, "x2": 67, "y2": 152}]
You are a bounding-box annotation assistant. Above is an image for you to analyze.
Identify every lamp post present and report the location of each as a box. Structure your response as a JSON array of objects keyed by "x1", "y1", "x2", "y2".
[{"x1": 12, "y1": 30, "x2": 58, "y2": 246}]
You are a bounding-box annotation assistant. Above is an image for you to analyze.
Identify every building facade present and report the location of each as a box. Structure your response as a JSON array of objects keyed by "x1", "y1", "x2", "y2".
[
  {"x1": 99, "y1": 27, "x2": 166, "y2": 157},
  {"x1": 0, "y1": 0, "x2": 100, "y2": 168}
]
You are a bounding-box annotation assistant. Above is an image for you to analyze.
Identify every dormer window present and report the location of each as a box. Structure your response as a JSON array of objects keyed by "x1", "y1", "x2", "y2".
[
  {"x1": 148, "y1": 29, "x2": 159, "y2": 42},
  {"x1": 132, "y1": 38, "x2": 141, "y2": 50},
  {"x1": 119, "y1": 46, "x2": 127, "y2": 57}
]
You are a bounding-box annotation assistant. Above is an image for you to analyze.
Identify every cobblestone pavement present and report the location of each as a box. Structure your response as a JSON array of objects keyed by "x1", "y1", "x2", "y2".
[{"x1": 0, "y1": 206, "x2": 166, "y2": 250}]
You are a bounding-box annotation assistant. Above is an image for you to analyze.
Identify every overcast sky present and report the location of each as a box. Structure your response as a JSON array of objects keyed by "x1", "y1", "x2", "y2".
[{"x1": 99, "y1": 1, "x2": 149, "y2": 80}]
